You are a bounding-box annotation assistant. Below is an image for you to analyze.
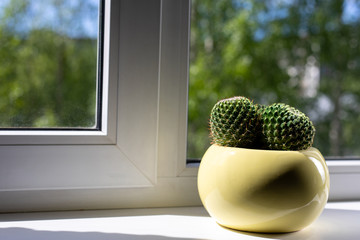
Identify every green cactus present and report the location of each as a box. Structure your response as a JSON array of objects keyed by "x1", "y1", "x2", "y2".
[
  {"x1": 261, "y1": 103, "x2": 315, "y2": 150},
  {"x1": 209, "y1": 96, "x2": 316, "y2": 151},
  {"x1": 209, "y1": 96, "x2": 262, "y2": 148}
]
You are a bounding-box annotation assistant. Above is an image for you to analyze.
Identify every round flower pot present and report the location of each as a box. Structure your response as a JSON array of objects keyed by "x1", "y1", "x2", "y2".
[{"x1": 197, "y1": 144, "x2": 330, "y2": 233}]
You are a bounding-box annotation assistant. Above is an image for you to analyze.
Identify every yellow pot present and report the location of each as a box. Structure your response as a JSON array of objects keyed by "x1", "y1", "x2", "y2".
[{"x1": 197, "y1": 144, "x2": 330, "y2": 233}]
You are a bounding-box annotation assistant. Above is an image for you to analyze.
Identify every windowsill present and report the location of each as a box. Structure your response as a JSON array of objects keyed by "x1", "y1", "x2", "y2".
[{"x1": 1, "y1": 202, "x2": 359, "y2": 240}]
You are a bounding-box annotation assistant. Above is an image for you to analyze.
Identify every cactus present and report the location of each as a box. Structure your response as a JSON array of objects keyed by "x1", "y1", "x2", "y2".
[
  {"x1": 261, "y1": 103, "x2": 315, "y2": 150},
  {"x1": 209, "y1": 96, "x2": 262, "y2": 148},
  {"x1": 208, "y1": 96, "x2": 316, "y2": 151}
]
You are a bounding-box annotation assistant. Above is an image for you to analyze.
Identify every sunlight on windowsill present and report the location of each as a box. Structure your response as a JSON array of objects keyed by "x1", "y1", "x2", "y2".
[{"x1": 0, "y1": 202, "x2": 360, "y2": 240}]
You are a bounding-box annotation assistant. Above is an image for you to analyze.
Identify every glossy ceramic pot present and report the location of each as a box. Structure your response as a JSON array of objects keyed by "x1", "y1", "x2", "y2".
[{"x1": 198, "y1": 144, "x2": 330, "y2": 233}]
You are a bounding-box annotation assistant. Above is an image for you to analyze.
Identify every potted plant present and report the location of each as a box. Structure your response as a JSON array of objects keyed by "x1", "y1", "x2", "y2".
[{"x1": 197, "y1": 96, "x2": 330, "y2": 233}]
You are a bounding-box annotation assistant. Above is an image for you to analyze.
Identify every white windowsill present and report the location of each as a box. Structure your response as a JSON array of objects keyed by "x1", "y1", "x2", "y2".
[{"x1": 0, "y1": 202, "x2": 359, "y2": 240}]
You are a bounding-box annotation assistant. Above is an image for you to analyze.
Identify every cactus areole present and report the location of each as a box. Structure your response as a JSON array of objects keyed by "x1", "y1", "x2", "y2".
[
  {"x1": 261, "y1": 103, "x2": 315, "y2": 150},
  {"x1": 209, "y1": 96, "x2": 316, "y2": 151},
  {"x1": 209, "y1": 96, "x2": 261, "y2": 148}
]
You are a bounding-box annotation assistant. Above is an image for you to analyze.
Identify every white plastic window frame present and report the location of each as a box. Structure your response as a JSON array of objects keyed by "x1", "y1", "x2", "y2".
[
  {"x1": 0, "y1": 0, "x2": 116, "y2": 146},
  {"x1": 0, "y1": 0, "x2": 358, "y2": 213},
  {"x1": 0, "y1": 0, "x2": 199, "y2": 212}
]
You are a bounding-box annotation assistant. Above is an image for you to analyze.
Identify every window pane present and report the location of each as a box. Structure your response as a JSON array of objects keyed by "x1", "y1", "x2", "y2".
[
  {"x1": 0, "y1": 0, "x2": 100, "y2": 128},
  {"x1": 188, "y1": 0, "x2": 360, "y2": 159}
]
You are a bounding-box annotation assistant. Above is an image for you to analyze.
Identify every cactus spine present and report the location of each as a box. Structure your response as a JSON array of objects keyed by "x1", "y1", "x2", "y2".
[
  {"x1": 209, "y1": 96, "x2": 262, "y2": 148},
  {"x1": 209, "y1": 97, "x2": 315, "y2": 151},
  {"x1": 261, "y1": 103, "x2": 315, "y2": 150}
]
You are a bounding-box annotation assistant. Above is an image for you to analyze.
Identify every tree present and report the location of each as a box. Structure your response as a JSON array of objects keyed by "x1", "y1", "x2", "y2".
[{"x1": 0, "y1": 0, "x2": 99, "y2": 128}]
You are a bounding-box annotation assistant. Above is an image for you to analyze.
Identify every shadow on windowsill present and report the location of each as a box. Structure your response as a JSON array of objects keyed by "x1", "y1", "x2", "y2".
[{"x1": 0, "y1": 227, "x2": 198, "y2": 240}]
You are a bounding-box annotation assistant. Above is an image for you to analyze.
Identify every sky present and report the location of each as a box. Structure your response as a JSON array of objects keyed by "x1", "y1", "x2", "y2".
[
  {"x1": 0, "y1": 0, "x2": 100, "y2": 38},
  {"x1": 1, "y1": 0, "x2": 359, "y2": 39}
]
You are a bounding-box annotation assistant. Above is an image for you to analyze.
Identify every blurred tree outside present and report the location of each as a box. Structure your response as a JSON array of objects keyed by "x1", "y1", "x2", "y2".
[
  {"x1": 188, "y1": 0, "x2": 360, "y2": 158},
  {"x1": 0, "y1": 0, "x2": 99, "y2": 128}
]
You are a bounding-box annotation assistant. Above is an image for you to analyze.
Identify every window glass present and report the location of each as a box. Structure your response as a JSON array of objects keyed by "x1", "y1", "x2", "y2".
[
  {"x1": 188, "y1": 0, "x2": 360, "y2": 159},
  {"x1": 0, "y1": 0, "x2": 100, "y2": 128}
]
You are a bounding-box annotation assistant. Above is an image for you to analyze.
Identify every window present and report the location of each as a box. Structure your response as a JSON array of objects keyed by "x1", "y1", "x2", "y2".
[
  {"x1": 0, "y1": 0, "x2": 358, "y2": 212},
  {"x1": 0, "y1": 0, "x2": 200, "y2": 212},
  {"x1": 187, "y1": 0, "x2": 360, "y2": 201},
  {"x1": 188, "y1": 0, "x2": 360, "y2": 159},
  {"x1": 0, "y1": 0, "x2": 111, "y2": 145},
  {"x1": 0, "y1": 0, "x2": 100, "y2": 129}
]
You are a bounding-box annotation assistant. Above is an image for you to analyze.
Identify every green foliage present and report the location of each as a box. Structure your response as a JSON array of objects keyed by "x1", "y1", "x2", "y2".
[
  {"x1": 188, "y1": 0, "x2": 360, "y2": 158},
  {"x1": 209, "y1": 96, "x2": 262, "y2": 148},
  {"x1": 261, "y1": 103, "x2": 315, "y2": 150},
  {"x1": 0, "y1": 0, "x2": 97, "y2": 128}
]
